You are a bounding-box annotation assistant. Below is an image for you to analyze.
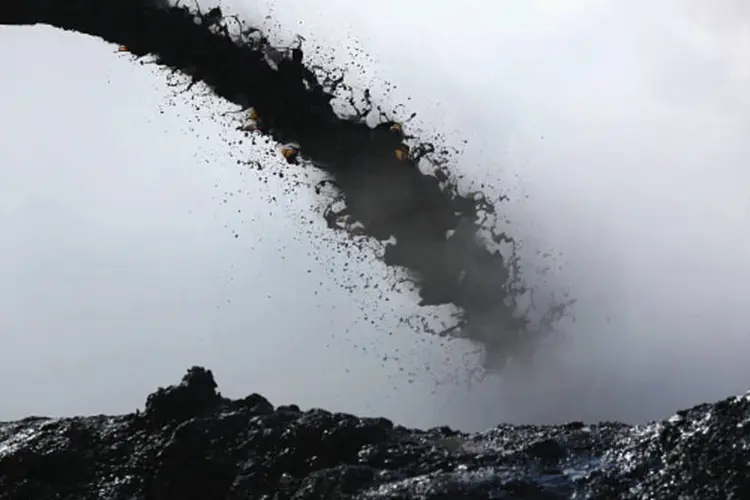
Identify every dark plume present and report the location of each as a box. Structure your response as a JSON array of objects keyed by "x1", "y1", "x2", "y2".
[{"x1": 1, "y1": 0, "x2": 569, "y2": 367}]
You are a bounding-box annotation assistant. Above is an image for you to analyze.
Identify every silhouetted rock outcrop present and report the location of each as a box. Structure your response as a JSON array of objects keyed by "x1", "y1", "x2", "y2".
[{"x1": 1, "y1": 367, "x2": 748, "y2": 499}]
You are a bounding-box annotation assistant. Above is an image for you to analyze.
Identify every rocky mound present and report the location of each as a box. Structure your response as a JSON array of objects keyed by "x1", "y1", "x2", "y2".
[{"x1": 0, "y1": 367, "x2": 747, "y2": 499}]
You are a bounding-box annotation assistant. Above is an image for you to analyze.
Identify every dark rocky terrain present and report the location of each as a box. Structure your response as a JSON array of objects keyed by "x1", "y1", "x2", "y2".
[{"x1": 1, "y1": 366, "x2": 748, "y2": 499}]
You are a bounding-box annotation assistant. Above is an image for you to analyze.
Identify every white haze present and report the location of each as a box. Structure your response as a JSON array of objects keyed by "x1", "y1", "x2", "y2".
[
  {"x1": 1, "y1": 1, "x2": 749, "y2": 431},
  {"x1": 224, "y1": 0, "x2": 750, "y2": 429},
  {"x1": 0, "y1": 26, "x2": 476, "y2": 429}
]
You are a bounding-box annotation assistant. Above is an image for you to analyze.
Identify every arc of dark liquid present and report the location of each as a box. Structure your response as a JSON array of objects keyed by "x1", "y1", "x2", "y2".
[{"x1": 2, "y1": 0, "x2": 544, "y2": 365}]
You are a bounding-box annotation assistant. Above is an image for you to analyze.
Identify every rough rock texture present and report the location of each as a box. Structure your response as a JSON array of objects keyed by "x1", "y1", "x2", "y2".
[{"x1": 1, "y1": 367, "x2": 748, "y2": 499}]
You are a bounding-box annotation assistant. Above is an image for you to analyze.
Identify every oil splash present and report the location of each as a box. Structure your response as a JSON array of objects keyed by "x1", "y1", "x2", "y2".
[{"x1": 2, "y1": 0, "x2": 571, "y2": 368}]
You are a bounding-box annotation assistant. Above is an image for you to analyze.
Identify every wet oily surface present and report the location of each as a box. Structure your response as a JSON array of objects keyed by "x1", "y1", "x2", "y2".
[{"x1": 1, "y1": 367, "x2": 748, "y2": 499}]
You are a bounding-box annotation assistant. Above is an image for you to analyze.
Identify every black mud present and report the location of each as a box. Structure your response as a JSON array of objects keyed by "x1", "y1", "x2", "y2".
[
  {"x1": 2, "y1": 0, "x2": 564, "y2": 365},
  {"x1": 1, "y1": 366, "x2": 747, "y2": 499}
]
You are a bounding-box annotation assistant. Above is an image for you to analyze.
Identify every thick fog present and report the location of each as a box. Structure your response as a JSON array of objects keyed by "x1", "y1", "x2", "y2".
[{"x1": 2, "y1": 1, "x2": 750, "y2": 431}]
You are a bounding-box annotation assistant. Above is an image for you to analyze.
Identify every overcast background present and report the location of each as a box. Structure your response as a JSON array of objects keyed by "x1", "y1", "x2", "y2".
[{"x1": 1, "y1": 0, "x2": 749, "y2": 431}]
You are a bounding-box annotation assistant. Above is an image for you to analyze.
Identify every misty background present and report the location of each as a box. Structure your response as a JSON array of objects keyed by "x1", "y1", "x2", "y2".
[{"x1": 1, "y1": 0, "x2": 749, "y2": 432}]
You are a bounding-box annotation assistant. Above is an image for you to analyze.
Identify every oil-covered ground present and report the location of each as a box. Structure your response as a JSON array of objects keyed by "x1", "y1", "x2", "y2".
[
  {"x1": 0, "y1": 366, "x2": 748, "y2": 499},
  {"x1": 1, "y1": 0, "x2": 569, "y2": 369}
]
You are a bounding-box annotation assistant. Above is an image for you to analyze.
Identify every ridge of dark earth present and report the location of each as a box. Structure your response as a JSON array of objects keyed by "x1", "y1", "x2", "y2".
[
  {"x1": 1, "y1": 366, "x2": 748, "y2": 499},
  {"x1": 1, "y1": 0, "x2": 569, "y2": 366}
]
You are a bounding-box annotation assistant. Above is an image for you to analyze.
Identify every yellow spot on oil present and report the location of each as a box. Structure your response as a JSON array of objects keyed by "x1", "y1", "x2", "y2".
[
  {"x1": 394, "y1": 146, "x2": 409, "y2": 161},
  {"x1": 389, "y1": 122, "x2": 404, "y2": 135},
  {"x1": 280, "y1": 144, "x2": 300, "y2": 161}
]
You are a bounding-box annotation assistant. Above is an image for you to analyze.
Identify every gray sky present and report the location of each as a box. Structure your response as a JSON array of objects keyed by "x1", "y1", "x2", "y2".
[
  {"x1": 0, "y1": 25, "x2": 478, "y2": 430},
  {"x1": 2, "y1": 1, "x2": 750, "y2": 431}
]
